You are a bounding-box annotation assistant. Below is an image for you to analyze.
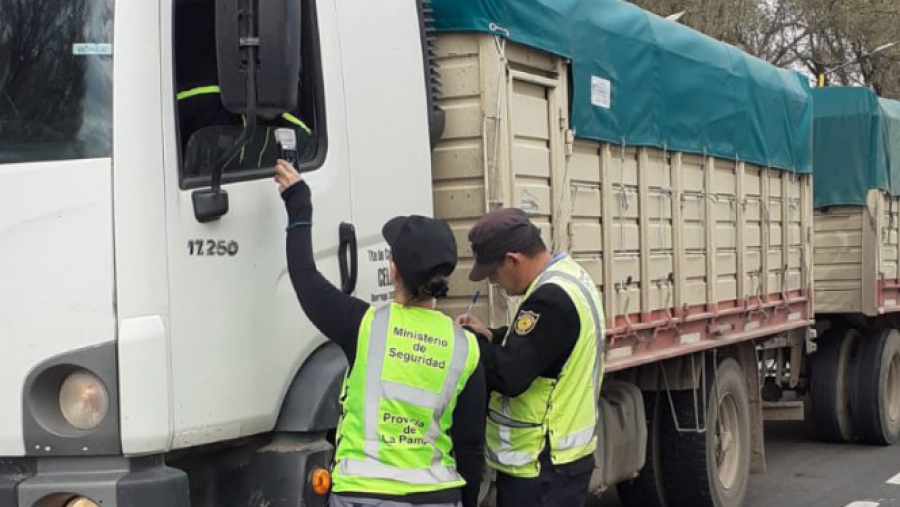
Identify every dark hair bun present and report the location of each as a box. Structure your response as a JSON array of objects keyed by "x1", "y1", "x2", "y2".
[{"x1": 417, "y1": 276, "x2": 450, "y2": 299}]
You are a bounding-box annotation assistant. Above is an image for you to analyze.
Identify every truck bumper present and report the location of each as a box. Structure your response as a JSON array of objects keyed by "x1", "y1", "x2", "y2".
[{"x1": 1, "y1": 456, "x2": 188, "y2": 507}]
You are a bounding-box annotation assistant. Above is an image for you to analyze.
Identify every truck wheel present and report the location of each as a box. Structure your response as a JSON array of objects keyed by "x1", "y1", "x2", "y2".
[
  {"x1": 852, "y1": 328, "x2": 900, "y2": 445},
  {"x1": 660, "y1": 358, "x2": 751, "y2": 507},
  {"x1": 808, "y1": 328, "x2": 860, "y2": 442},
  {"x1": 617, "y1": 392, "x2": 669, "y2": 507}
]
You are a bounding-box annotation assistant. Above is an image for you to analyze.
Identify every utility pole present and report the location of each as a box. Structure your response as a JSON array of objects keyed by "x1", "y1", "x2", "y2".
[{"x1": 817, "y1": 42, "x2": 897, "y2": 87}]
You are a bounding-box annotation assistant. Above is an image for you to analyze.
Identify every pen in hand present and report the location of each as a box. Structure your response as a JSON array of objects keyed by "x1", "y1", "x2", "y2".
[
  {"x1": 464, "y1": 290, "x2": 481, "y2": 317},
  {"x1": 459, "y1": 290, "x2": 492, "y2": 341}
]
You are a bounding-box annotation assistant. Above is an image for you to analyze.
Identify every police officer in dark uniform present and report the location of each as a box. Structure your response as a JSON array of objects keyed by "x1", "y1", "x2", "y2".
[
  {"x1": 274, "y1": 160, "x2": 486, "y2": 507},
  {"x1": 457, "y1": 208, "x2": 605, "y2": 507}
]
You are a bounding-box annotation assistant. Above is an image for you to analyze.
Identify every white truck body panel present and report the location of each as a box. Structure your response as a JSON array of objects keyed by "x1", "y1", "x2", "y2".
[
  {"x1": 3, "y1": 0, "x2": 433, "y2": 456},
  {"x1": 337, "y1": 0, "x2": 436, "y2": 270},
  {"x1": 0, "y1": 159, "x2": 115, "y2": 456},
  {"x1": 113, "y1": 0, "x2": 174, "y2": 455}
]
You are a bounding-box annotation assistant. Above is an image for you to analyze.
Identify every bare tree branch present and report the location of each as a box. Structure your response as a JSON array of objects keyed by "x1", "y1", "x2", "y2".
[{"x1": 627, "y1": 0, "x2": 900, "y2": 98}]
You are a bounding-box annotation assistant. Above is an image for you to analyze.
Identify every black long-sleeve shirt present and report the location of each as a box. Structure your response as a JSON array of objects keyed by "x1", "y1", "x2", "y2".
[
  {"x1": 282, "y1": 181, "x2": 486, "y2": 506},
  {"x1": 478, "y1": 283, "x2": 580, "y2": 396}
]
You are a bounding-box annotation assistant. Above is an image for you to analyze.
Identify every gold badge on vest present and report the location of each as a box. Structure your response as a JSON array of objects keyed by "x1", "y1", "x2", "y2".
[{"x1": 514, "y1": 310, "x2": 540, "y2": 335}]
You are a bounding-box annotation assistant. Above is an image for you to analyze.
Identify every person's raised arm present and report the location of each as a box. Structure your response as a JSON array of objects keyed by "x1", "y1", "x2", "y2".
[{"x1": 276, "y1": 160, "x2": 370, "y2": 361}]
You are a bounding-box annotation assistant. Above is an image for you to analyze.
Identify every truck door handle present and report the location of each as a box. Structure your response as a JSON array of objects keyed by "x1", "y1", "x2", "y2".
[{"x1": 339, "y1": 222, "x2": 358, "y2": 295}]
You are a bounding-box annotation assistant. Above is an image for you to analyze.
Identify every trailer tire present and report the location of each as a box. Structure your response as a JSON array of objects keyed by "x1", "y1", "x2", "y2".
[
  {"x1": 617, "y1": 392, "x2": 669, "y2": 507},
  {"x1": 660, "y1": 358, "x2": 751, "y2": 507},
  {"x1": 852, "y1": 328, "x2": 900, "y2": 445},
  {"x1": 808, "y1": 327, "x2": 859, "y2": 443}
]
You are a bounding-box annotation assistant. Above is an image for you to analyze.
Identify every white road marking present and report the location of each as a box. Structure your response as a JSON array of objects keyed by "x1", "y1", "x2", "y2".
[
  {"x1": 844, "y1": 502, "x2": 880, "y2": 507},
  {"x1": 887, "y1": 471, "x2": 900, "y2": 485}
]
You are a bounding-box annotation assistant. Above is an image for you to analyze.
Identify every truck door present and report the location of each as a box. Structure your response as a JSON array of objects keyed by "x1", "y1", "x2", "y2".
[{"x1": 159, "y1": 0, "x2": 353, "y2": 447}]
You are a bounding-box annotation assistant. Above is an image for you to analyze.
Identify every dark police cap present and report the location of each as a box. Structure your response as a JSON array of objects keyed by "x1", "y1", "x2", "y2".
[
  {"x1": 468, "y1": 208, "x2": 541, "y2": 282},
  {"x1": 382, "y1": 215, "x2": 457, "y2": 288}
]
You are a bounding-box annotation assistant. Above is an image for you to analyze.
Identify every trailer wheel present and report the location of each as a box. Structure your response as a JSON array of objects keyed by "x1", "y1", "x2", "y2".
[
  {"x1": 660, "y1": 358, "x2": 751, "y2": 507},
  {"x1": 852, "y1": 328, "x2": 900, "y2": 445},
  {"x1": 617, "y1": 392, "x2": 669, "y2": 507},
  {"x1": 808, "y1": 327, "x2": 860, "y2": 442}
]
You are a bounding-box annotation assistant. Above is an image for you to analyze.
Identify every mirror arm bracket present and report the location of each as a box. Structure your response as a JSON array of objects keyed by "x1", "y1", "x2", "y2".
[{"x1": 193, "y1": 0, "x2": 260, "y2": 223}]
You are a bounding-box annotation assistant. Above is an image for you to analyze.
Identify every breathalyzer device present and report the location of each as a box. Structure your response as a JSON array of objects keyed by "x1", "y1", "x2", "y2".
[{"x1": 275, "y1": 128, "x2": 299, "y2": 169}]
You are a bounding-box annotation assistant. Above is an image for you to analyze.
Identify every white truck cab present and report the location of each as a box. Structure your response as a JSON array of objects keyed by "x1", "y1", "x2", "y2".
[
  {"x1": 1, "y1": 0, "x2": 437, "y2": 505},
  {"x1": 7, "y1": 1, "x2": 871, "y2": 507}
]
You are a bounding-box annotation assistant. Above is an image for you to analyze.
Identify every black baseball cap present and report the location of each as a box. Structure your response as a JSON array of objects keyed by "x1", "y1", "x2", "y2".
[
  {"x1": 468, "y1": 208, "x2": 542, "y2": 281},
  {"x1": 383, "y1": 215, "x2": 458, "y2": 289}
]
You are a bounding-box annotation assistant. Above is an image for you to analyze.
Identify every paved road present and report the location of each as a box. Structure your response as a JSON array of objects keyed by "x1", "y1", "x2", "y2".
[{"x1": 590, "y1": 421, "x2": 900, "y2": 507}]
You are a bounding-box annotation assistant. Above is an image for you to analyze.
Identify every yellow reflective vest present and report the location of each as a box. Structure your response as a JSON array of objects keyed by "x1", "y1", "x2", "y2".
[
  {"x1": 332, "y1": 303, "x2": 481, "y2": 495},
  {"x1": 486, "y1": 255, "x2": 605, "y2": 478}
]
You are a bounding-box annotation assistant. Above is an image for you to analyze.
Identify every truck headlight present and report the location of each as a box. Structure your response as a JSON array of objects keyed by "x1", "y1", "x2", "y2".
[
  {"x1": 59, "y1": 371, "x2": 109, "y2": 430},
  {"x1": 66, "y1": 498, "x2": 101, "y2": 507}
]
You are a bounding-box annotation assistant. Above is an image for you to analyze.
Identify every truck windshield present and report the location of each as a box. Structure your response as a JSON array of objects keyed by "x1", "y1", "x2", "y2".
[{"x1": 0, "y1": 0, "x2": 114, "y2": 164}]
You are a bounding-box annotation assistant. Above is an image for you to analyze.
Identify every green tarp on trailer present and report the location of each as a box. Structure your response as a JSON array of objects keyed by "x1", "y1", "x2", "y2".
[
  {"x1": 432, "y1": 0, "x2": 813, "y2": 174},
  {"x1": 812, "y1": 87, "x2": 900, "y2": 208}
]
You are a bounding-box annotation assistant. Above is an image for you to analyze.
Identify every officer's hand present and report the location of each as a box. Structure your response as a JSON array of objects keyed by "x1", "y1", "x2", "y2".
[
  {"x1": 457, "y1": 314, "x2": 492, "y2": 342},
  {"x1": 275, "y1": 159, "x2": 302, "y2": 193}
]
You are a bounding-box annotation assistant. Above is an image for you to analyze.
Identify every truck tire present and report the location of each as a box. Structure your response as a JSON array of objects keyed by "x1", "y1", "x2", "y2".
[
  {"x1": 852, "y1": 328, "x2": 900, "y2": 445},
  {"x1": 808, "y1": 327, "x2": 859, "y2": 443},
  {"x1": 660, "y1": 358, "x2": 751, "y2": 507},
  {"x1": 617, "y1": 392, "x2": 669, "y2": 507}
]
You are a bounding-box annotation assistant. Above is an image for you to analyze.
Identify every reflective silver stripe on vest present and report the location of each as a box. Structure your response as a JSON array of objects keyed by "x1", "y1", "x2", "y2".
[
  {"x1": 363, "y1": 306, "x2": 392, "y2": 460},
  {"x1": 490, "y1": 395, "x2": 538, "y2": 467},
  {"x1": 487, "y1": 446, "x2": 535, "y2": 467},
  {"x1": 500, "y1": 396, "x2": 513, "y2": 451},
  {"x1": 545, "y1": 269, "x2": 605, "y2": 405},
  {"x1": 349, "y1": 306, "x2": 469, "y2": 484},
  {"x1": 427, "y1": 323, "x2": 469, "y2": 474},
  {"x1": 554, "y1": 426, "x2": 595, "y2": 450},
  {"x1": 381, "y1": 381, "x2": 442, "y2": 409},
  {"x1": 339, "y1": 458, "x2": 461, "y2": 485},
  {"x1": 488, "y1": 397, "x2": 535, "y2": 468},
  {"x1": 488, "y1": 409, "x2": 541, "y2": 428}
]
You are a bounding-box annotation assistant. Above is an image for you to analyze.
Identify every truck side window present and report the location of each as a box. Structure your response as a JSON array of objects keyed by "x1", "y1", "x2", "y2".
[
  {"x1": 174, "y1": 0, "x2": 325, "y2": 189},
  {"x1": 0, "y1": 0, "x2": 114, "y2": 164}
]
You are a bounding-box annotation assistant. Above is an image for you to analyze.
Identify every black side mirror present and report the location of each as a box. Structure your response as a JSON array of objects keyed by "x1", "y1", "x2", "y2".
[
  {"x1": 216, "y1": 0, "x2": 301, "y2": 119},
  {"x1": 193, "y1": 189, "x2": 230, "y2": 223},
  {"x1": 193, "y1": 0, "x2": 300, "y2": 222}
]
